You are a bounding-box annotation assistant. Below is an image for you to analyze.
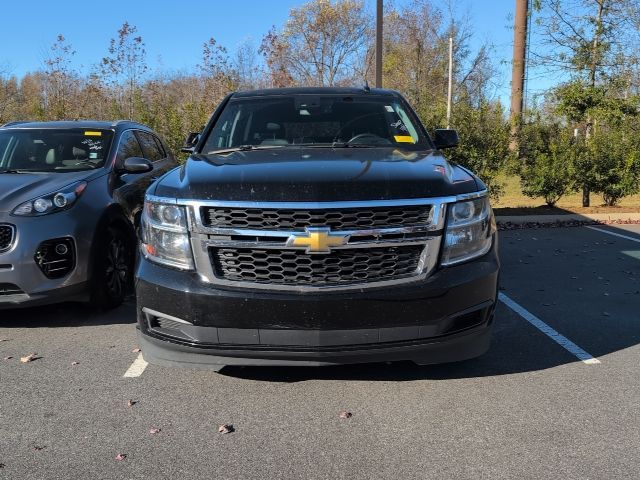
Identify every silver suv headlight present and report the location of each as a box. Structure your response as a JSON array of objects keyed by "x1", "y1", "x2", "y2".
[
  {"x1": 141, "y1": 197, "x2": 194, "y2": 270},
  {"x1": 441, "y1": 195, "x2": 495, "y2": 266},
  {"x1": 12, "y1": 181, "x2": 88, "y2": 216}
]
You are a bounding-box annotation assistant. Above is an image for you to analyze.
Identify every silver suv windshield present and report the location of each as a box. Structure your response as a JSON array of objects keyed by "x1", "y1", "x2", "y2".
[
  {"x1": 203, "y1": 95, "x2": 431, "y2": 153},
  {"x1": 0, "y1": 128, "x2": 114, "y2": 173}
]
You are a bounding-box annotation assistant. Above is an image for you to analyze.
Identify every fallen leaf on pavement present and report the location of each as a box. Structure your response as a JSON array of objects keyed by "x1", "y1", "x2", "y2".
[
  {"x1": 33, "y1": 446, "x2": 46, "y2": 451},
  {"x1": 20, "y1": 353, "x2": 39, "y2": 363},
  {"x1": 127, "y1": 399, "x2": 137, "y2": 407},
  {"x1": 339, "y1": 411, "x2": 353, "y2": 419},
  {"x1": 71, "y1": 361, "x2": 80, "y2": 366},
  {"x1": 3, "y1": 356, "x2": 12, "y2": 360},
  {"x1": 218, "y1": 424, "x2": 234, "y2": 434},
  {"x1": 0, "y1": 463, "x2": 5, "y2": 468},
  {"x1": 115, "y1": 453, "x2": 127, "y2": 461},
  {"x1": 149, "y1": 428, "x2": 161, "y2": 434},
  {"x1": 132, "y1": 348, "x2": 141, "y2": 353}
]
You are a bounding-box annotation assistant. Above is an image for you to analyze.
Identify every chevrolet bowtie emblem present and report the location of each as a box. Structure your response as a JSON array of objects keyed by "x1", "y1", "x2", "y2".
[{"x1": 287, "y1": 227, "x2": 349, "y2": 254}]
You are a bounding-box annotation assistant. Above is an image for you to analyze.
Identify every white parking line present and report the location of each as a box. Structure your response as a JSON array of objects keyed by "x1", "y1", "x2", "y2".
[
  {"x1": 123, "y1": 354, "x2": 148, "y2": 378},
  {"x1": 498, "y1": 292, "x2": 601, "y2": 365},
  {"x1": 586, "y1": 226, "x2": 640, "y2": 243}
]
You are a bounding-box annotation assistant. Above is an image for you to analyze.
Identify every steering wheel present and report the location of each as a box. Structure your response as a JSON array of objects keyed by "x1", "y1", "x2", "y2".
[{"x1": 346, "y1": 133, "x2": 391, "y2": 145}]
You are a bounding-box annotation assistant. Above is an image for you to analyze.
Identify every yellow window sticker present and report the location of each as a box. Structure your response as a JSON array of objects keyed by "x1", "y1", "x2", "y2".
[
  {"x1": 394, "y1": 135, "x2": 415, "y2": 143},
  {"x1": 84, "y1": 131, "x2": 102, "y2": 136}
]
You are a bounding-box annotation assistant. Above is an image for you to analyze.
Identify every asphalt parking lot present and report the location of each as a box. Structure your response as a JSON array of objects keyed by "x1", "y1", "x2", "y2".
[{"x1": 1, "y1": 224, "x2": 639, "y2": 479}]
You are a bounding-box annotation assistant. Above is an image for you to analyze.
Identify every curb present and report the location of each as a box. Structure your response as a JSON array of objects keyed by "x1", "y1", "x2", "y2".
[{"x1": 496, "y1": 213, "x2": 640, "y2": 230}]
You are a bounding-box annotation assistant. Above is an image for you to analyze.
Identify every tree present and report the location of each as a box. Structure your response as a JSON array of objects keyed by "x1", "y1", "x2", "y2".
[
  {"x1": 260, "y1": 0, "x2": 371, "y2": 87},
  {"x1": 234, "y1": 39, "x2": 261, "y2": 90},
  {"x1": 0, "y1": 70, "x2": 19, "y2": 123},
  {"x1": 101, "y1": 22, "x2": 148, "y2": 119},
  {"x1": 42, "y1": 35, "x2": 80, "y2": 120},
  {"x1": 532, "y1": 0, "x2": 640, "y2": 205},
  {"x1": 199, "y1": 37, "x2": 236, "y2": 111},
  {"x1": 518, "y1": 120, "x2": 578, "y2": 206}
]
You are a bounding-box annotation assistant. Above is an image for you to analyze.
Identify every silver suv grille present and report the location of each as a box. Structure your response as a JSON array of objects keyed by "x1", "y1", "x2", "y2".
[
  {"x1": 201, "y1": 205, "x2": 432, "y2": 231},
  {"x1": 0, "y1": 225, "x2": 15, "y2": 253},
  {"x1": 211, "y1": 245, "x2": 424, "y2": 286}
]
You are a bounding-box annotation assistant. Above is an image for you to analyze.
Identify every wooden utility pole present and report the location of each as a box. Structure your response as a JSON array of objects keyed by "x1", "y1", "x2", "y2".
[
  {"x1": 446, "y1": 37, "x2": 453, "y2": 129},
  {"x1": 375, "y1": 0, "x2": 383, "y2": 88},
  {"x1": 509, "y1": 0, "x2": 529, "y2": 151}
]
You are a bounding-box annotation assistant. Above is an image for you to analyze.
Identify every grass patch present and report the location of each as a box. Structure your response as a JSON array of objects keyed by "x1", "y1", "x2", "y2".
[{"x1": 492, "y1": 173, "x2": 640, "y2": 214}]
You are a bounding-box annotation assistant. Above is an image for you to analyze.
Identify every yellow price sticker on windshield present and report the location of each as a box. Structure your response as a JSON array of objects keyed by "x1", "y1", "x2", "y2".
[
  {"x1": 84, "y1": 131, "x2": 102, "y2": 136},
  {"x1": 394, "y1": 135, "x2": 415, "y2": 143}
]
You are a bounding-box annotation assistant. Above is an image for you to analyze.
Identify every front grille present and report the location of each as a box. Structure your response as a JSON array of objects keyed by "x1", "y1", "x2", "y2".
[
  {"x1": 0, "y1": 283, "x2": 23, "y2": 295},
  {"x1": 201, "y1": 206, "x2": 432, "y2": 231},
  {"x1": 0, "y1": 225, "x2": 14, "y2": 252},
  {"x1": 211, "y1": 245, "x2": 424, "y2": 286}
]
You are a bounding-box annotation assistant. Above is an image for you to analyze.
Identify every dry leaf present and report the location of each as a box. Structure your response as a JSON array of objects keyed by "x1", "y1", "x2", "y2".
[
  {"x1": 339, "y1": 411, "x2": 353, "y2": 419},
  {"x1": 33, "y1": 446, "x2": 46, "y2": 451},
  {"x1": 0, "y1": 463, "x2": 5, "y2": 468},
  {"x1": 149, "y1": 428, "x2": 161, "y2": 434},
  {"x1": 132, "y1": 348, "x2": 141, "y2": 353},
  {"x1": 20, "y1": 353, "x2": 39, "y2": 363},
  {"x1": 218, "y1": 424, "x2": 234, "y2": 434},
  {"x1": 115, "y1": 453, "x2": 127, "y2": 461},
  {"x1": 127, "y1": 399, "x2": 137, "y2": 407},
  {"x1": 71, "y1": 361, "x2": 80, "y2": 366}
]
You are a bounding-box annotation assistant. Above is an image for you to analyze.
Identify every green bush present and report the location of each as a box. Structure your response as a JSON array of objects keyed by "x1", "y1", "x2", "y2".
[
  {"x1": 518, "y1": 122, "x2": 577, "y2": 207},
  {"x1": 590, "y1": 127, "x2": 640, "y2": 206}
]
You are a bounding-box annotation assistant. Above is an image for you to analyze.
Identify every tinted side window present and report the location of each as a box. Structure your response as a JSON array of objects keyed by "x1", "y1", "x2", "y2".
[
  {"x1": 116, "y1": 130, "x2": 143, "y2": 165},
  {"x1": 152, "y1": 136, "x2": 166, "y2": 158},
  {"x1": 136, "y1": 131, "x2": 164, "y2": 161}
]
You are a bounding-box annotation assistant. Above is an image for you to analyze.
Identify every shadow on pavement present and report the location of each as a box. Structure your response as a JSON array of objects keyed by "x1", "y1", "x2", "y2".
[{"x1": 0, "y1": 298, "x2": 136, "y2": 328}]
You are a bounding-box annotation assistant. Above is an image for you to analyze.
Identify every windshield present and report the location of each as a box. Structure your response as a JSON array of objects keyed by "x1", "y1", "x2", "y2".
[
  {"x1": 0, "y1": 128, "x2": 114, "y2": 172},
  {"x1": 202, "y1": 95, "x2": 431, "y2": 153}
]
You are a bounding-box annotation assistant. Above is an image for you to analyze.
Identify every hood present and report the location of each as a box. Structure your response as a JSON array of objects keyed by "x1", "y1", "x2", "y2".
[
  {"x1": 0, "y1": 170, "x2": 103, "y2": 213},
  {"x1": 152, "y1": 147, "x2": 480, "y2": 202}
]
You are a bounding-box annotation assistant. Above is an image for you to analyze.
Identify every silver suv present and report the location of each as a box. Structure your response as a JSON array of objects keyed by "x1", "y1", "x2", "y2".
[{"x1": 0, "y1": 120, "x2": 176, "y2": 309}]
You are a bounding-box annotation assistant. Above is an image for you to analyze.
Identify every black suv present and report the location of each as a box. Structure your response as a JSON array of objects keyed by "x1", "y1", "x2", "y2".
[
  {"x1": 0, "y1": 121, "x2": 176, "y2": 309},
  {"x1": 136, "y1": 87, "x2": 499, "y2": 368}
]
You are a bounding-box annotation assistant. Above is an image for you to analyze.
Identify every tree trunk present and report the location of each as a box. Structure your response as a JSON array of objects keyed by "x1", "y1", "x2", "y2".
[
  {"x1": 582, "y1": 0, "x2": 606, "y2": 208},
  {"x1": 582, "y1": 187, "x2": 590, "y2": 207}
]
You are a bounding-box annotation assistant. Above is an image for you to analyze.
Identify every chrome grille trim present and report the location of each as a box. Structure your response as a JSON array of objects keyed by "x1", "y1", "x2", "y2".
[
  {"x1": 144, "y1": 191, "x2": 487, "y2": 292},
  {"x1": 0, "y1": 224, "x2": 16, "y2": 254}
]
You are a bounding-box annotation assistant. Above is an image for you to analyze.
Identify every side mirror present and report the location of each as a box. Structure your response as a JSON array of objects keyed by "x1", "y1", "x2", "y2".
[
  {"x1": 433, "y1": 129, "x2": 459, "y2": 149},
  {"x1": 181, "y1": 132, "x2": 200, "y2": 153},
  {"x1": 121, "y1": 157, "x2": 153, "y2": 174}
]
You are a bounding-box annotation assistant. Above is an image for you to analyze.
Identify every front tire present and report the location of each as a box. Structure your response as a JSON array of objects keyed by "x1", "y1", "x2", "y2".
[{"x1": 91, "y1": 226, "x2": 133, "y2": 310}]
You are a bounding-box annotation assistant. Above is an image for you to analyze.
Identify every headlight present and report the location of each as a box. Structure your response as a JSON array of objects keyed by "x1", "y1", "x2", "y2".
[
  {"x1": 12, "y1": 181, "x2": 88, "y2": 216},
  {"x1": 441, "y1": 195, "x2": 495, "y2": 266},
  {"x1": 141, "y1": 198, "x2": 194, "y2": 270}
]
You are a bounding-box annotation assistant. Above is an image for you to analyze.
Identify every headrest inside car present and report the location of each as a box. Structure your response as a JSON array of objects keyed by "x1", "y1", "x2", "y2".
[{"x1": 72, "y1": 147, "x2": 87, "y2": 158}]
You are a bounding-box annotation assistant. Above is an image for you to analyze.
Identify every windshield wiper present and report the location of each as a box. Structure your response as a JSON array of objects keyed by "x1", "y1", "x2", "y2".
[
  {"x1": 207, "y1": 145, "x2": 285, "y2": 155},
  {"x1": 330, "y1": 142, "x2": 377, "y2": 148},
  {"x1": 0, "y1": 169, "x2": 30, "y2": 174}
]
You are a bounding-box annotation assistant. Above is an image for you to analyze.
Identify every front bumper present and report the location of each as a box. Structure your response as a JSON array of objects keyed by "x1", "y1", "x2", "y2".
[
  {"x1": 135, "y1": 236, "x2": 499, "y2": 368},
  {"x1": 0, "y1": 212, "x2": 95, "y2": 308}
]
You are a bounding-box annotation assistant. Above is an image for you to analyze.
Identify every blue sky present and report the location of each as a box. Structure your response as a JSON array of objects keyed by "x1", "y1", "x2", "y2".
[{"x1": 0, "y1": 0, "x2": 526, "y2": 102}]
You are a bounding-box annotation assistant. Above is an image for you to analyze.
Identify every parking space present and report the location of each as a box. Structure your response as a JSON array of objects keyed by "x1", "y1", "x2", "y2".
[{"x1": 1, "y1": 225, "x2": 640, "y2": 479}]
